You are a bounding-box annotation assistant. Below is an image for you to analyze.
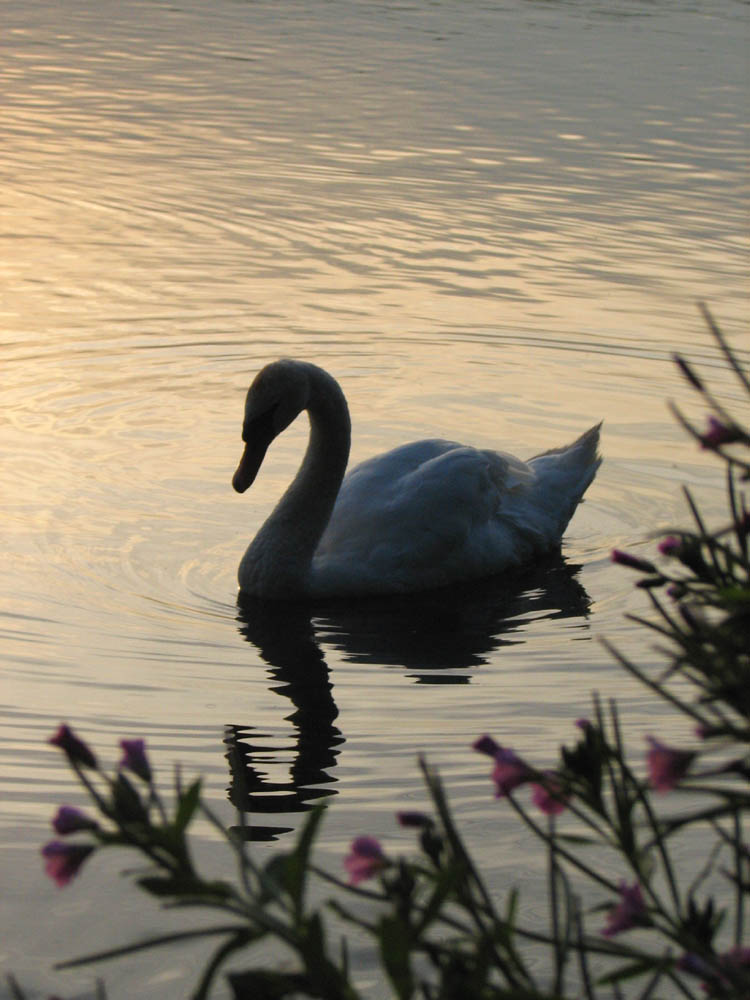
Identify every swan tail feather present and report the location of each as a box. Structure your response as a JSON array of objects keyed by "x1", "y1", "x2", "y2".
[{"x1": 527, "y1": 422, "x2": 602, "y2": 538}]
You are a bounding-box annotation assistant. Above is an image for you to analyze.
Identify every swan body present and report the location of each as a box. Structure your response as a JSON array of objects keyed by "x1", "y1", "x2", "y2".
[{"x1": 233, "y1": 360, "x2": 601, "y2": 599}]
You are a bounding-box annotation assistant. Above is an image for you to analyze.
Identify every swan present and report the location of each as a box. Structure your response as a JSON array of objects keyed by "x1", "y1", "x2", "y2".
[{"x1": 232, "y1": 360, "x2": 601, "y2": 599}]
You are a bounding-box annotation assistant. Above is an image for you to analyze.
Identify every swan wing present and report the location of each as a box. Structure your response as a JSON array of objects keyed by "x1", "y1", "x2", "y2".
[{"x1": 312, "y1": 440, "x2": 536, "y2": 593}]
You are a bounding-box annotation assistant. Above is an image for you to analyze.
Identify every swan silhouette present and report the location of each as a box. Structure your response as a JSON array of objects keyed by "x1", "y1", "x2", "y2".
[{"x1": 233, "y1": 360, "x2": 601, "y2": 599}]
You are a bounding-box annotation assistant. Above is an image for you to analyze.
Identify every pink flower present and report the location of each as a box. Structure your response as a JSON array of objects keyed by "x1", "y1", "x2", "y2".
[
  {"x1": 474, "y1": 737, "x2": 530, "y2": 796},
  {"x1": 646, "y1": 736, "x2": 695, "y2": 792},
  {"x1": 611, "y1": 550, "x2": 657, "y2": 573},
  {"x1": 680, "y1": 947, "x2": 750, "y2": 993},
  {"x1": 721, "y1": 945, "x2": 750, "y2": 968},
  {"x1": 700, "y1": 416, "x2": 741, "y2": 449},
  {"x1": 602, "y1": 881, "x2": 647, "y2": 937},
  {"x1": 344, "y1": 836, "x2": 387, "y2": 885},
  {"x1": 52, "y1": 806, "x2": 99, "y2": 835},
  {"x1": 491, "y1": 747, "x2": 529, "y2": 797},
  {"x1": 119, "y1": 738, "x2": 151, "y2": 782},
  {"x1": 677, "y1": 952, "x2": 713, "y2": 979},
  {"x1": 49, "y1": 725, "x2": 97, "y2": 769},
  {"x1": 658, "y1": 535, "x2": 682, "y2": 556},
  {"x1": 531, "y1": 772, "x2": 568, "y2": 815},
  {"x1": 472, "y1": 734, "x2": 501, "y2": 757},
  {"x1": 41, "y1": 841, "x2": 95, "y2": 887}
]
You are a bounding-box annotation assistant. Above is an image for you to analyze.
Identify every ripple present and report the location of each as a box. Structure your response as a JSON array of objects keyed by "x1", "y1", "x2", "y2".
[{"x1": 1, "y1": 1, "x2": 747, "y2": 991}]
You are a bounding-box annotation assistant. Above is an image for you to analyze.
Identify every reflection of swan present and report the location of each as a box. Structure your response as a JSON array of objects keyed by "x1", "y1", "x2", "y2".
[
  {"x1": 227, "y1": 599, "x2": 344, "y2": 840},
  {"x1": 233, "y1": 360, "x2": 601, "y2": 599},
  {"x1": 228, "y1": 556, "x2": 591, "y2": 838},
  {"x1": 312, "y1": 553, "x2": 593, "y2": 674}
]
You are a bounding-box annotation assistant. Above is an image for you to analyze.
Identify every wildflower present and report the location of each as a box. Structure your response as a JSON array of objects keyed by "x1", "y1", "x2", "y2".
[
  {"x1": 48, "y1": 725, "x2": 97, "y2": 769},
  {"x1": 491, "y1": 747, "x2": 529, "y2": 797},
  {"x1": 680, "y1": 947, "x2": 750, "y2": 994},
  {"x1": 658, "y1": 535, "x2": 682, "y2": 556},
  {"x1": 52, "y1": 806, "x2": 99, "y2": 836},
  {"x1": 531, "y1": 772, "x2": 568, "y2": 815},
  {"x1": 344, "y1": 836, "x2": 387, "y2": 885},
  {"x1": 700, "y1": 416, "x2": 741, "y2": 449},
  {"x1": 41, "y1": 841, "x2": 95, "y2": 887},
  {"x1": 602, "y1": 881, "x2": 648, "y2": 937},
  {"x1": 677, "y1": 952, "x2": 714, "y2": 979},
  {"x1": 719, "y1": 946, "x2": 750, "y2": 985},
  {"x1": 472, "y1": 734, "x2": 501, "y2": 757},
  {"x1": 610, "y1": 549, "x2": 657, "y2": 573},
  {"x1": 397, "y1": 811, "x2": 432, "y2": 829},
  {"x1": 646, "y1": 736, "x2": 695, "y2": 792},
  {"x1": 119, "y1": 738, "x2": 152, "y2": 782}
]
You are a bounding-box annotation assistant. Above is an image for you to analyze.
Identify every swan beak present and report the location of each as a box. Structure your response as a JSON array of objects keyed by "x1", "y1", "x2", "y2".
[
  {"x1": 232, "y1": 438, "x2": 269, "y2": 493},
  {"x1": 233, "y1": 410, "x2": 278, "y2": 493}
]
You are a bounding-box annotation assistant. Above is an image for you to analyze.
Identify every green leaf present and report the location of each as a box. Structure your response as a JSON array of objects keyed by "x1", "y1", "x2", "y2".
[
  {"x1": 285, "y1": 804, "x2": 328, "y2": 917},
  {"x1": 175, "y1": 778, "x2": 202, "y2": 833},
  {"x1": 555, "y1": 833, "x2": 599, "y2": 846},
  {"x1": 5, "y1": 973, "x2": 28, "y2": 1000},
  {"x1": 377, "y1": 916, "x2": 414, "y2": 1000},
  {"x1": 260, "y1": 852, "x2": 291, "y2": 903},
  {"x1": 296, "y1": 913, "x2": 357, "y2": 999},
  {"x1": 227, "y1": 970, "x2": 309, "y2": 1000},
  {"x1": 137, "y1": 874, "x2": 233, "y2": 901},
  {"x1": 110, "y1": 771, "x2": 149, "y2": 825},
  {"x1": 597, "y1": 957, "x2": 667, "y2": 985},
  {"x1": 414, "y1": 863, "x2": 459, "y2": 936}
]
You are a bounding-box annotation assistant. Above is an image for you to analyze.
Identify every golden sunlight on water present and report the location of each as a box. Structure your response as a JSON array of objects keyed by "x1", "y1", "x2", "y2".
[{"x1": 0, "y1": 0, "x2": 748, "y2": 995}]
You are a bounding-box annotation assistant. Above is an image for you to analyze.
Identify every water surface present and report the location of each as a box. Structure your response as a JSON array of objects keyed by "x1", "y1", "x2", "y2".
[{"x1": 1, "y1": 1, "x2": 748, "y2": 995}]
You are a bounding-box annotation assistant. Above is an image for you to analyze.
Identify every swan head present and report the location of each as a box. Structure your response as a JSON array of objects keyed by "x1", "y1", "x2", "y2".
[{"x1": 232, "y1": 360, "x2": 311, "y2": 494}]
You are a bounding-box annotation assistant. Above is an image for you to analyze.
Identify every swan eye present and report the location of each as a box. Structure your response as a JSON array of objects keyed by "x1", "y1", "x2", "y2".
[{"x1": 242, "y1": 405, "x2": 278, "y2": 444}]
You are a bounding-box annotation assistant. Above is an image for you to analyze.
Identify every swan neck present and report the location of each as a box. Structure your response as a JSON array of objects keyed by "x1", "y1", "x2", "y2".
[{"x1": 240, "y1": 366, "x2": 351, "y2": 597}]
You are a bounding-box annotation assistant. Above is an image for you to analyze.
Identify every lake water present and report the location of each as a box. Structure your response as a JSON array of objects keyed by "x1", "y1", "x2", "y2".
[{"x1": 1, "y1": 0, "x2": 748, "y2": 996}]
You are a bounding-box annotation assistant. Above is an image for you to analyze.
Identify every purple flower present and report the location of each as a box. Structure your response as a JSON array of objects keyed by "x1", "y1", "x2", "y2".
[
  {"x1": 611, "y1": 550, "x2": 657, "y2": 574},
  {"x1": 397, "y1": 811, "x2": 432, "y2": 829},
  {"x1": 52, "y1": 805, "x2": 99, "y2": 835},
  {"x1": 720, "y1": 945, "x2": 750, "y2": 970},
  {"x1": 475, "y1": 737, "x2": 530, "y2": 796},
  {"x1": 491, "y1": 747, "x2": 529, "y2": 797},
  {"x1": 49, "y1": 725, "x2": 97, "y2": 769},
  {"x1": 472, "y1": 734, "x2": 501, "y2": 757},
  {"x1": 119, "y1": 738, "x2": 151, "y2": 782},
  {"x1": 344, "y1": 836, "x2": 387, "y2": 885},
  {"x1": 602, "y1": 881, "x2": 647, "y2": 937},
  {"x1": 646, "y1": 736, "x2": 695, "y2": 792},
  {"x1": 531, "y1": 772, "x2": 568, "y2": 816},
  {"x1": 41, "y1": 841, "x2": 95, "y2": 887},
  {"x1": 700, "y1": 416, "x2": 741, "y2": 449},
  {"x1": 680, "y1": 947, "x2": 750, "y2": 993},
  {"x1": 677, "y1": 952, "x2": 714, "y2": 979},
  {"x1": 658, "y1": 535, "x2": 682, "y2": 556}
]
